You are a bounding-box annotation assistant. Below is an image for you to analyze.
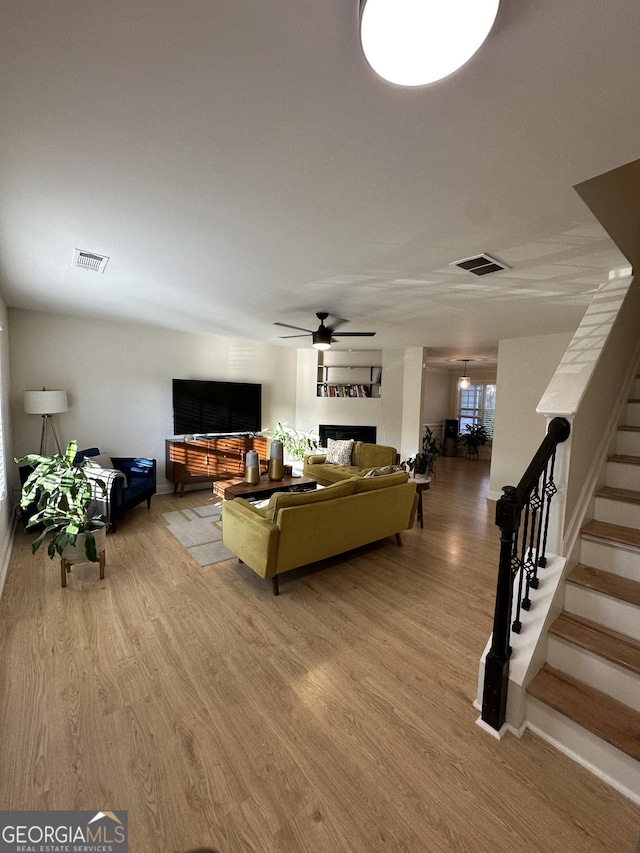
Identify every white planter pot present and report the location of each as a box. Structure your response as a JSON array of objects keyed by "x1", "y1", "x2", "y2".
[
  {"x1": 61, "y1": 527, "x2": 107, "y2": 563},
  {"x1": 290, "y1": 459, "x2": 304, "y2": 476}
]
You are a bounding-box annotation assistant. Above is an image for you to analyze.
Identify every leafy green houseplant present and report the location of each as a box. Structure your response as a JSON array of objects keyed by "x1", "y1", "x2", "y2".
[
  {"x1": 16, "y1": 439, "x2": 107, "y2": 562},
  {"x1": 460, "y1": 423, "x2": 490, "y2": 456},
  {"x1": 270, "y1": 423, "x2": 319, "y2": 461},
  {"x1": 405, "y1": 426, "x2": 444, "y2": 478}
]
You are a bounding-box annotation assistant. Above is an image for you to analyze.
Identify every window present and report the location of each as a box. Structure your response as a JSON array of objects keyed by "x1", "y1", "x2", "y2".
[{"x1": 458, "y1": 382, "x2": 496, "y2": 438}]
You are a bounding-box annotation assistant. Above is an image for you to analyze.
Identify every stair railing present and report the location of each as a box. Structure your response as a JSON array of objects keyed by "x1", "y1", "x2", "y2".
[{"x1": 481, "y1": 416, "x2": 571, "y2": 732}]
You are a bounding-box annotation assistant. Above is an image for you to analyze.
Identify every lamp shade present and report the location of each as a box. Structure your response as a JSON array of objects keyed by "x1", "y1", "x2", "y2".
[
  {"x1": 23, "y1": 389, "x2": 68, "y2": 415},
  {"x1": 360, "y1": 0, "x2": 500, "y2": 87}
]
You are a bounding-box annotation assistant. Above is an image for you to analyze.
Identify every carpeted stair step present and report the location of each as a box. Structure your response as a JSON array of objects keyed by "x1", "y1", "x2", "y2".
[
  {"x1": 549, "y1": 612, "x2": 640, "y2": 676},
  {"x1": 528, "y1": 664, "x2": 640, "y2": 761}
]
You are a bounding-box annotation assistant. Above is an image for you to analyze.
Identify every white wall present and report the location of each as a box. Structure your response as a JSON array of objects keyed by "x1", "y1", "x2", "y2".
[
  {"x1": 295, "y1": 347, "x2": 405, "y2": 451},
  {"x1": 400, "y1": 348, "x2": 426, "y2": 460},
  {"x1": 421, "y1": 366, "x2": 450, "y2": 436},
  {"x1": 488, "y1": 331, "x2": 573, "y2": 500},
  {"x1": 9, "y1": 309, "x2": 298, "y2": 493},
  {"x1": 0, "y1": 294, "x2": 14, "y2": 594}
]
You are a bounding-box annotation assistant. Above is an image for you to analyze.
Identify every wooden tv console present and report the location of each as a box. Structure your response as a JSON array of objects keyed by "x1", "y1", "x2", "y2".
[{"x1": 165, "y1": 435, "x2": 269, "y2": 495}]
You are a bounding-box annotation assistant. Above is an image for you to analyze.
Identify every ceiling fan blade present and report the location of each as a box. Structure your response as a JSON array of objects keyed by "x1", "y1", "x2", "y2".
[
  {"x1": 273, "y1": 321, "x2": 314, "y2": 333},
  {"x1": 326, "y1": 317, "x2": 349, "y2": 333},
  {"x1": 278, "y1": 333, "x2": 312, "y2": 339},
  {"x1": 331, "y1": 331, "x2": 376, "y2": 337}
]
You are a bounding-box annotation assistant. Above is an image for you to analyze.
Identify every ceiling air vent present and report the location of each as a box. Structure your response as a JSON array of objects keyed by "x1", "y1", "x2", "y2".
[
  {"x1": 72, "y1": 249, "x2": 109, "y2": 273},
  {"x1": 451, "y1": 253, "x2": 508, "y2": 276}
]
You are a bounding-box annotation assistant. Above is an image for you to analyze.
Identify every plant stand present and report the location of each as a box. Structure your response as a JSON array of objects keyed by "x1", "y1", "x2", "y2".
[
  {"x1": 59, "y1": 528, "x2": 107, "y2": 587},
  {"x1": 60, "y1": 551, "x2": 105, "y2": 587}
]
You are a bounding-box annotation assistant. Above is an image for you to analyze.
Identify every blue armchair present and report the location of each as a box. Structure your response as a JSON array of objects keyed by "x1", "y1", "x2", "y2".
[{"x1": 74, "y1": 448, "x2": 157, "y2": 531}]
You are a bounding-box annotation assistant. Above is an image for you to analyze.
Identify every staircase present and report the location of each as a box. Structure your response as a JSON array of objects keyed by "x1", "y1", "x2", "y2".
[{"x1": 526, "y1": 377, "x2": 640, "y2": 804}]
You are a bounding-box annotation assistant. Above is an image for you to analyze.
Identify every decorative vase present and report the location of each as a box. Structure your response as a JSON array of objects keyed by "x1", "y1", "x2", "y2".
[
  {"x1": 268, "y1": 440, "x2": 284, "y2": 481},
  {"x1": 245, "y1": 450, "x2": 260, "y2": 485}
]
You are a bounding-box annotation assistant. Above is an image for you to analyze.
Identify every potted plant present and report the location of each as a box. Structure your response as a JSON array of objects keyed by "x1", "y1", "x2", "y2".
[
  {"x1": 270, "y1": 423, "x2": 319, "y2": 471},
  {"x1": 404, "y1": 426, "x2": 444, "y2": 479},
  {"x1": 16, "y1": 439, "x2": 108, "y2": 563},
  {"x1": 460, "y1": 423, "x2": 490, "y2": 458}
]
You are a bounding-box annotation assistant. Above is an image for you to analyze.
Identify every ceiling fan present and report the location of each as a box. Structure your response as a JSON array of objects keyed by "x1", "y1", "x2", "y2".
[{"x1": 274, "y1": 312, "x2": 376, "y2": 350}]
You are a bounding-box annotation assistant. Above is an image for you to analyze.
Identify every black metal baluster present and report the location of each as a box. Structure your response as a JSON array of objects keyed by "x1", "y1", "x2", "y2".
[
  {"x1": 481, "y1": 418, "x2": 570, "y2": 733},
  {"x1": 538, "y1": 449, "x2": 558, "y2": 568}
]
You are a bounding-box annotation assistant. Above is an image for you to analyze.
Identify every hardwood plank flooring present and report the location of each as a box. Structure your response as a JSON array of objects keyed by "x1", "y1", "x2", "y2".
[
  {"x1": 2, "y1": 458, "x2": 639, "y2": 852},
  {"x1": 549, "y1": 612, "x2": 640, "y2": 675},
  {"x1": 581, "y1": 518, "x2": 640, "y2": 549},
  {"x1": 569, "y1": 564, "x2": 640, "y2": 607}
]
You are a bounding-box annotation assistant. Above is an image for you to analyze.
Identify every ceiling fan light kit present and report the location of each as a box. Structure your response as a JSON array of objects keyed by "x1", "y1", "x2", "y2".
[
  {"x1": 274, "y1": 312, "x2": 376, "y2": 350},
  {"x1": 359, "y1": 0, "x2": 500, "y2": 87}
]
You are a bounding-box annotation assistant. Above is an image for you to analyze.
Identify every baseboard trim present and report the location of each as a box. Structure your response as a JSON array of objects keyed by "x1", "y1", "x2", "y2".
[
  {"x1": 0, "y1": 508, "x2": 18, "y2": 600},
  {"x1": 526, "y1": 719, "x2": 640, "y2": 806}
]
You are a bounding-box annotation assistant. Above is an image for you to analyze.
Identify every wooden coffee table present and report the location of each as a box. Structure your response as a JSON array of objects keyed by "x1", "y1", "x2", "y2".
[{"x1": 213, "y1": 473, "x2": 318, "y2": 502}]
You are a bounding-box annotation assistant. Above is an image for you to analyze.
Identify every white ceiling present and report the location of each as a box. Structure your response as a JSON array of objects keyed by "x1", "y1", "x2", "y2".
[{"x1": 1, "y1": 1, "x2": 637, "y2": 368}]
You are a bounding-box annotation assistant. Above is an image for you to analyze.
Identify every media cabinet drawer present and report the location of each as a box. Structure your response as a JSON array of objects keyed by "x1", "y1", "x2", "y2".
[{"x1": 165, "y1": 436, "x2": 269, "y2": 495}]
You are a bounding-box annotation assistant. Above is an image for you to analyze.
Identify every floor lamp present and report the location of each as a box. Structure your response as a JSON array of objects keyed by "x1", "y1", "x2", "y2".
[{"x1": 23, "y1": 388, "x2": 68, "y2": 455}]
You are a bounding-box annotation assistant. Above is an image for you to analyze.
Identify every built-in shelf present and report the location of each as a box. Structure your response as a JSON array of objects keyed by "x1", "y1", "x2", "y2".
[{"x1": 316, "y1": 352, "x2": 382, "y2": 398}]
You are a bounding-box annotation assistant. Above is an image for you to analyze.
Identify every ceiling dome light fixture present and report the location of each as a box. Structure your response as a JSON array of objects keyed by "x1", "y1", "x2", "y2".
[
  {"x1": 458, "y1": 359, "x2": 471, "y2": 390},
  {"x1": 312, "y1": 328, "x2": 332, "y2": 350},
  {"x1": 359, "y1": 0, "x2": 500, "y2": 87}
]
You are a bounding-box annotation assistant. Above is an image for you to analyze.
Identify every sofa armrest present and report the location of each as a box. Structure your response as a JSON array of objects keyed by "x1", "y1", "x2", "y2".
[{"x1": 222, "y1": 499, "x2": 279, "y2": 579}]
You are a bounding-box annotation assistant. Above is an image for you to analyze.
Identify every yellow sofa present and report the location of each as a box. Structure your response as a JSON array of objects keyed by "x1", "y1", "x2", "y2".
[
  {"x1": 302, "y1": 441, "x2": 398, "y2": 485},
  {"x1": 221, "y1": 471, "x2": 418, "y2": 594}
]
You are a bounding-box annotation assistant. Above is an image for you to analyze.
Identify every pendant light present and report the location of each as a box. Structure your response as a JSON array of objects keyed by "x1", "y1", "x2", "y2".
[
  {"x1": 458, "y1": 359, "x2": 471, "y2": 390},
  {"x1": 359, "y1": 0, "x2": 500, "y2": 88}
]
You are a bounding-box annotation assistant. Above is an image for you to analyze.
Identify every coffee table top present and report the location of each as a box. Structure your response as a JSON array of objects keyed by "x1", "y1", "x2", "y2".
[{"x1": 213, "y1": 473, "x2": 317, "y2": 501}]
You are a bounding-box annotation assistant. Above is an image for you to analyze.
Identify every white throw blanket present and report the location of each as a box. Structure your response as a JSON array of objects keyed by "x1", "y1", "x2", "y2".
[{"x1": 84, "y1": 464, "x2": 127, "y2": 522}]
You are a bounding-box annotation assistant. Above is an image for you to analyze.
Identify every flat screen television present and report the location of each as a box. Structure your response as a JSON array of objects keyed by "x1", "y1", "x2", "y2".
[{"x1": 173, "y1": 379, "x2": 262, "y2": 435}]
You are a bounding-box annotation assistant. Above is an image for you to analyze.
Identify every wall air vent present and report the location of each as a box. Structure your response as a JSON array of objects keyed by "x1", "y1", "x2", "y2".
[
  {"x1": 72, "y1": 249, "x2": 109, "y2": 273},
  {"x1": 450, "y1": 253, "x2": 508, "y2": 276}
]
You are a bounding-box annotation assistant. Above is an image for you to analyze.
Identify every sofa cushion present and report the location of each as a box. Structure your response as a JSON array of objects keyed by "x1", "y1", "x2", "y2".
[
  {"x1": 264, "y1": 479, "x2": 357, "y2": 522},
  {"x1": 353, "y1": 471, "x2": 409, "y2": 492},
  {"x1": 311, "y1": 464, "x2": 363, "y2": 484},
  {"x1": 358, "y1": 443, "x2": 397, "y2": 469},
  {"x1": 325, "y1": 438, "x2": 354, "y2": 465}
]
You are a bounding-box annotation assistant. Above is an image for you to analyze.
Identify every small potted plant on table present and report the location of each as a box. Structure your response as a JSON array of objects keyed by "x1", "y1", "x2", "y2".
[
  {"x1": 16, "y1": 439, "x2": 108, "y2": 586},
  {"x1": 405, "y1": 426, "x2": 444, "y2": 480},
  {"x1": 270, "y1": 423, "x2": 319, "y2": 475}
]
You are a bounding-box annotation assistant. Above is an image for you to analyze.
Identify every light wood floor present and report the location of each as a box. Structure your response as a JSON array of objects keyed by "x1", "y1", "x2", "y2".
[{"x1": 1, "y1": 458, "x2": 639, "y2": 852}]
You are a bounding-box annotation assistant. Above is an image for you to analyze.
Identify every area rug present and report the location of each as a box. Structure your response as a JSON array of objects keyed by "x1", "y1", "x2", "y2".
[{"x1": 160, "y1": 502, "x2": 235, "y2": 567}]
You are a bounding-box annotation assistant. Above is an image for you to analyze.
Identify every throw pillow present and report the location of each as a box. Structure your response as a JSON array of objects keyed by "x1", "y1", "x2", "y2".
[
  {"x1": 363, "y1": 465, "x2": 397, "y2": 478},
  {"x1": 325, "y1": 438, "x2": 354, "y2": 466},
  {"x1": 86, "y1": 452, "x2": 114, "y2": 470}
]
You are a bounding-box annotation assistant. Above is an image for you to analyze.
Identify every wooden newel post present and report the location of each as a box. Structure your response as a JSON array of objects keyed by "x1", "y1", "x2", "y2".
[{"x1": 482, "y1": 485, "x2": 519, "y2": 731}]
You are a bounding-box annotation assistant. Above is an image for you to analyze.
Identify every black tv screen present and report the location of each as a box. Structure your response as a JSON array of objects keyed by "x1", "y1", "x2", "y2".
[{"x1": 173, "y1": 379, "x2": 262, "y2": 435}]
